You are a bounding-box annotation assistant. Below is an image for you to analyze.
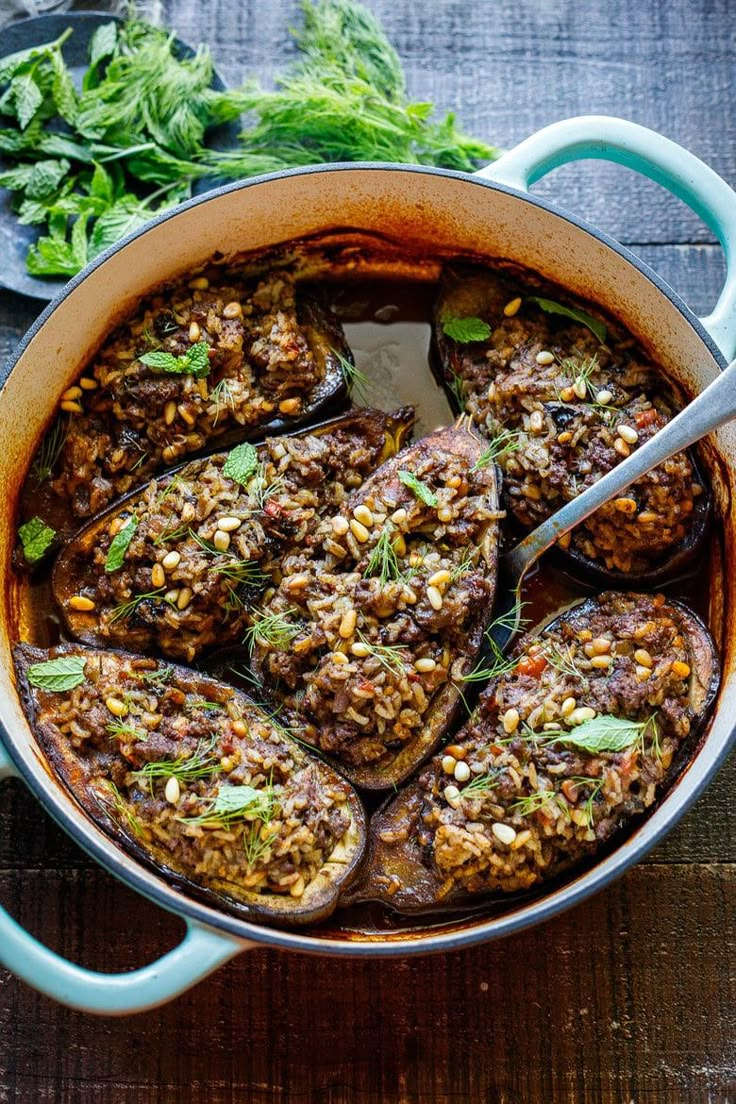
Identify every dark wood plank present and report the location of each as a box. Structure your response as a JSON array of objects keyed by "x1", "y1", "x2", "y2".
[{"x1": 0, "y1": 863, "x2": 734, "y2": 1102}]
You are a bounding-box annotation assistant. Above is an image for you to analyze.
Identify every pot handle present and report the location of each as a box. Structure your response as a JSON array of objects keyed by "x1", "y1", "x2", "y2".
[
  {"x1": 477, "y1": 115, "x2": 736, "y2": 361},
  {"x1": 0, "y1": 741, "x2": 247, "y2": 1015}
]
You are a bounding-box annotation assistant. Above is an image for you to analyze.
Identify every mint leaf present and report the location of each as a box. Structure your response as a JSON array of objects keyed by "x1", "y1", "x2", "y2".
[
  {"x1": 398, "y1": 469, "x2": 438, "y2": 507},
  {"x1": 223, "y1": 442, "x2": 258, "y2": 486},
  {"x1": 50, "y1": 49, "x2": 77, "y2": 124},
  {"x1": 105, "y1": 515, "x2": 139, "y2": 573},
  {"x1": 18, "y1": 516, "x2": 56, "y2": 564},
  {"x1": 89, "y1": 198, "x2": 149, "y2": 257},
  {"x1": 548, "y1": 715, "x2": 645, "y2": 754},
  {"x1": 139, "y1": 342, "x2": 211, "y2": 378},
  {"x1": 527, "y1": 297, "x2": 607, "y2": 344},
  {"x1": 24, "y1": 159, "x2": 70, "y2": 201},
  {"x1": 441, "y1": 315, "x2": 492, "y2": 343},
  {"x1": 26, "y1": 654, "x2": 87, "y2": 692},
  {"x1": 12, "y1": 73, "x2": 43, "y2": 130},
  {"x1": 88, "y1": 21, "x2": 118, "y2": 69}
]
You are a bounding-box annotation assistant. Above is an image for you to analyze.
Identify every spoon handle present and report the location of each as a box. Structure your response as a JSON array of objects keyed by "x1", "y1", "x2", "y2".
[{"x1": 504, "y1": 355, "x2": 736, "y2": 582}]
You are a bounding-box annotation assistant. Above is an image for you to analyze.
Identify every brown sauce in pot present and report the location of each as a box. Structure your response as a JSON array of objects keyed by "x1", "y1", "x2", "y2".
[{"x1": 14, "y1": 275, "x2": 720, "y2": 940}]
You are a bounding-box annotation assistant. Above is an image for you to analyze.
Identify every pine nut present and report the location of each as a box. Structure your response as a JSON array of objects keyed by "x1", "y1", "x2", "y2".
[
  {"x1": 428, "y1": 569, "x2": 451, "y2": 589},
  {"x1": 351, "y1": 641, "x2": 370, "y2": 657},
  {"x1": 350, "y1": 519, "x2": 370, "y2": 543},
  {"x1": 557, "y1": 431, "x2": 573, "y2": 445},
  {"x1": 279, "y1": 397, "x2": 300, "y2": 415},
  {"x1": 353, "y1": 504, "x2": 373, "y2": 527},
  {"x1": 331, "y1": 652, "x2": 349, "y2": 665},
  {"x1": 165, "y1": 776, "x2": 181, "y2": 805},
  {"x1": 332, "y1": 515, "x2": 349, "y2": 535},
  {"x1": 454, "y1": 761, "x2": 471, "y2": 782},
  {"x1": 492, "y1": 822, "x2": 517, "y2": 845},
  {"x1": 446, "y1": 744, "x2": 466, "y2": 760},
  {"x1": 151, "y1": 563, "x2": 165, "y2": 588},
  {"x1": 162, "y1": 550, "x2": 181, "y2": 571},
  {"x1": 232, "y1": 719, "x2": 247, "y2": 736},
  {"x1": 591, "y1": 655, "x2": 612, "y2": 669},
  {"x1": 165, "y1": 589, "x2": 180, "y2": 604},
  {"x1": 596, "y1": 389, "x2": 612, "y2": 404},
  {"x1": 391, "y1": 508, "x2": 408, "y2": 525},
  {"x1": 561, "y1": 697, "x2": 577, "y2": 717},
  {"x1": 427, "y1": 585, "x2": 443, "y2": 610},
  {"x1": 177, "y1": 587, "x2": 193, "y2": 610},
  {"x1": 289, "y1": 876, "x2": 306, "y2": 898},
  {"x1": 672, "y1": 660, "x2": 691, "y2": 678},
  {"x1": 536, "y1": 350, "x2": 555, "y2": 366},
  {"x1": 188, "y1": 321, "x2": 201, "y2": 342},
  {"x1": 591, "y1": 637, "x2": 612, "y2": 655},
  {"x1": 634, "y1": 648, "x2": 653, "y2": 668},
  {"x1": 61, "y1": 400, "x2": 82, "y2": 414},
  {"x1": 618, "y1": 424, "x2": 639, "y2": 444},
  {"x1": 530, "y1": 410, "x2": 544, "y2": 432},
  {"x1": 415, "y1": 657, "x2": 437, "y2": 673},
  {"x1": 164, "y1": 401, "x2": 177, "y2": 425},
  {"x1": 442, "y1": 755, "x2": 457, "y2": 775},
  {"x1": 392, "y1": 534, "x2": 407, "y2": 556},
  {"x1": 217, "y1": 516, "x2": 242, "y2": 532},
  {"x1": 61, "y1": 386, "x2": 82, "y2": 401},
  {"x1": 223, "y1": 301, "x2": 242, "y2": 319},
  {"x1": 570, "y1": 706, "x2": 596, "y2": 725},
  {"x1": 560, "y1": 386, "x2": 575, "y2": 402},
  {"x1": 502, "y1": 708, "x2": 520, "y2": 734},
  {"x1": 339, "y1": 608, "x2": 357, "y2": 638},
  {"x1": 504, "y1": 297, "x2": 522, "y2": 317},
  {"x1": 637, "y1": 511, "x2": 658, "y2": 523},
  {"x1": 614, "y1": 497, "x2": 637, "y2": 514},
  {"x1": 437, "y1": 507, "x2": 453, "y2": 523},
  {"x1": 444, "y1": 785, "x2": 461, "y2": 808},
  {"x1": 69, "y1": 595, "x2": 95, "y2": 612},
  {"x1": 79, "y1": 376, "x2": 98, "y2": 390},
  {"x1": 105, "y1": 697, "x2": 127, "y2": 717},
  {"x1": 188, "y1": 276, "x2": 209, "y2": 290},
  {"x1": 614, "y1": 437, "x2": 631, "y2": 458},
  {"x1": 573, "y1": 378, "x2": 587, "y2": 399},
  {"x1": 636, "y1": 665, "x2": 652, "y2": 680},
  {"x1": 213, "y1": 530, "x2": 230, "y2": 552}
]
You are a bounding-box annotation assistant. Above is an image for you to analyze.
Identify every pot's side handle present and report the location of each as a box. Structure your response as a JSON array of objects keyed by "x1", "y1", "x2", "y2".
[
  {"x1": 0, "y1": 742, "x2": 248, "y2": 1016},
  {"x1": 477, "y1": 115, "x2": 736, "y2": 361}
]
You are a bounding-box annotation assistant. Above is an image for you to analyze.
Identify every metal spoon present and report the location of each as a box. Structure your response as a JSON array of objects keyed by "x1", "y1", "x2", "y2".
[{"x1": 492, "y1": 354, "x2": 736, "y2": 647}]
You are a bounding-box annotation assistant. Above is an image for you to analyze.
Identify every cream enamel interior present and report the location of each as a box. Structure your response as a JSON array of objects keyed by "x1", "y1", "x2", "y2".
[{"x1": 1, "y1": 165, "x2": 734, "y2": 952}]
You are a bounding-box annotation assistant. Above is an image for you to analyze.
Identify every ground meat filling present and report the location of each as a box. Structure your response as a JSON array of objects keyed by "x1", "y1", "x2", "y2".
[
  {"x1": 46, "y1": 269, "x2": 342, "y2": 519},
  {"x1": 253, "y1": 439, "x2": 499, "y2": 768},
  {"x1": 439, "y1": 268, "x2": 701, "y2": 574},
  {"x1": 67, "y1": 413, "x2": 403, "y2": 662},
  {"x1": 23, "y1": 650, "x2": 353, "y2": 902},
  {"x1": 408, "y1": 592, "x2": 701, "y2": 898}
]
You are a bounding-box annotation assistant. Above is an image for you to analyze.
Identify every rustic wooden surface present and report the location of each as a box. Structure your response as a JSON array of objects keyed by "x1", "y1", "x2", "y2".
[{"x1": 1, "y1": 1, "x2": 735, "y2": 1101}]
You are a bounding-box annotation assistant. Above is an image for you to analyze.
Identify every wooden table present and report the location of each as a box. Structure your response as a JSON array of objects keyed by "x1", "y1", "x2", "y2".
[{"x1": 1, "y1": 1, "x2": 734, "y2": 1100}]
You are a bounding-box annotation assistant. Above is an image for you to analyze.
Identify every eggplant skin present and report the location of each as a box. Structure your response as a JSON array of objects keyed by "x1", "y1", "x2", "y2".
[
  {"x1": 343, "y1": 591, "x2": 719, "y2": 915},
  {"x1": 52, "y1": 406, "x2": 415, "y2": 664},
  {"x1": 251, "y1": 421, "x2": 501, "y2": 791},
  {"x1": 19, "y1": 271, "x2": 351, "y2": 545},
  {"x1": 431, "y1": 262, "x2": 710, "y2": 585},
  {"x1": 14, "y1": 643, "x2": 367, "y2": 928}
]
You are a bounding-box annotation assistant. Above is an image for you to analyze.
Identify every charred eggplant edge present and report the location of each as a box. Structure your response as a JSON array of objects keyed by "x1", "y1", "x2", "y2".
[
  {"x1": 343, "y1": 592, "x2": 720, "y2": 914},
  {"x1": 53, "y1": 406, "x2": 416, "y2": 649},
  {"x1": 13, "y1": 642, "x2": 368, "y2": 928},
  {"x1": 430, "y1": 263, "x2": 712, "y2": 587}
]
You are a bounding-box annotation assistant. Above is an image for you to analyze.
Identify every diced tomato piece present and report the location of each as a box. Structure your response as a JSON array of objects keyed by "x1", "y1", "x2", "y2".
[
  {"x1": 515, "y1": 653, "x2": 548, "y2": 678},
  {"x1": 635, "y1": 409, "x2": 658, "y2": 428}
]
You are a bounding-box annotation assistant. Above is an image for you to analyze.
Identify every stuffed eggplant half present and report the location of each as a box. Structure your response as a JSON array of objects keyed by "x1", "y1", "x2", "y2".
[
  {"x1": 433, "y1": 264, "x2": 709, "y2": 584},
  {"x1": 19, "y1": 267, "x2": 351, "y2": 550},
  {"x1": 250, "y1": 422, "x2": 502, "y2": 790},
  {"x1": 52, "y1": 408, "x2": 414, "y2": 663},
  {"x1": 346, "y1": 592, "x2": 719, "y2": 914},
  {"x1": 14, "y1": 644, "x2": 366, "y2": 926}
]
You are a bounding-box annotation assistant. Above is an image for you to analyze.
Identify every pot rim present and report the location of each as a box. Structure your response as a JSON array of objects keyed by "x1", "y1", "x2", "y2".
[{"x1": 2, "y1": 160, "x2": 733, "y2": 956}]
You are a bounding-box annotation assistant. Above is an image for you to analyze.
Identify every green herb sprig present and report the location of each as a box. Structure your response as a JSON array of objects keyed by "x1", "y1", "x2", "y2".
[
  {"x1": 18, "y1": 515, "x2": 56, "y2": 564},
  {"x1": 139, "y1": 341, "x2": 210, "y2": 378},
  {"x1": 26, "y1": 654, "x2": 86, "y2": 692},
  {"x1": 440, "y1": 316, "x2": 492, "y2": 344},
  {"x1": 527, "y1": 297, "x2": 607, "y2": 344},
  {"x1": 398, "y1": 469, "x2": 438, "y2": 507}
]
